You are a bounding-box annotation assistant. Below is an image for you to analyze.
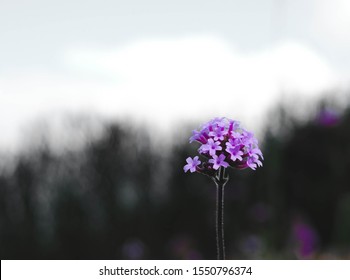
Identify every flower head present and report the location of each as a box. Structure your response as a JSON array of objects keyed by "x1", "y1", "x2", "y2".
[{"x1": 184, "y1": 117, "x2": 263, "y2": 176}]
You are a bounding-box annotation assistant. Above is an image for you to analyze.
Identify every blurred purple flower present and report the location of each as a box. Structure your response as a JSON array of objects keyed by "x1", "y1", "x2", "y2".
[
  {"x1": 239, "y1": 234, "x2": 263, "y2": 257},
  {"x1": 122, "y1": 239, "x2": 145, "y2": 259},
  {"x1": 316, "y1": 108, "x2": 340, "y2": 127},
  {"x1": 292, "y1": 217, "x2": 319, "y2": 259},
  {"x1": 168, "y1": 235, "x2": 202, "y2": 260}
]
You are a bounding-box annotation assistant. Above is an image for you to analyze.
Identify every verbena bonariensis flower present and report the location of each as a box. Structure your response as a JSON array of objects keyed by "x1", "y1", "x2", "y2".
[
  {"x1": 184, "y1": 117, "x2": 263, "y2": 260},
  {"x1": 184, "y1": 117, "x2": 263, "y2": 176}
]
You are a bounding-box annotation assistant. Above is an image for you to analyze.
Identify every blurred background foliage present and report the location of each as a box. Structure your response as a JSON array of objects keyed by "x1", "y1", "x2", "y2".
[{"x1": 1, "y1": 98, "x2": 350, "y2": 260}]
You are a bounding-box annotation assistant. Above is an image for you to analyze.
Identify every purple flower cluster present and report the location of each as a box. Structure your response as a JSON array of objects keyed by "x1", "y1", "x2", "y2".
[{"x1": 184, "y1": 117, "x2": 263, "y2": 175}]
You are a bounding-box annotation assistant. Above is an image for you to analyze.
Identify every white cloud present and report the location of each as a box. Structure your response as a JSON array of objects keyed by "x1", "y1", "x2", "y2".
[
  {"x1": 0, "y1": 36, "x2": 341, "y2": 151},
  {"x1": 63, "y1": 36, "x2": 339, "y2": 128}
]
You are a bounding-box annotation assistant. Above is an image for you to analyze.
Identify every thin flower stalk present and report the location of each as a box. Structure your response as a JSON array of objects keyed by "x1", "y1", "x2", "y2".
[{"x1": 184, "y1": 117, "x2": 263, "y2": 260}]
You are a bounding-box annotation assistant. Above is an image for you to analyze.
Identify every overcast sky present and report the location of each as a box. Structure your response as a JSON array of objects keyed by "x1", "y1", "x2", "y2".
[{"x1": 1, "y1": 0, "x2": 350, "y2": 151}]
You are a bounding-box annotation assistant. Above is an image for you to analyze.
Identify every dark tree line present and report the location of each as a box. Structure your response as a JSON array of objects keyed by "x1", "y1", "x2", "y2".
[{"x1": 1, "y1": 102, "x2": 350, "y2": 259}]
